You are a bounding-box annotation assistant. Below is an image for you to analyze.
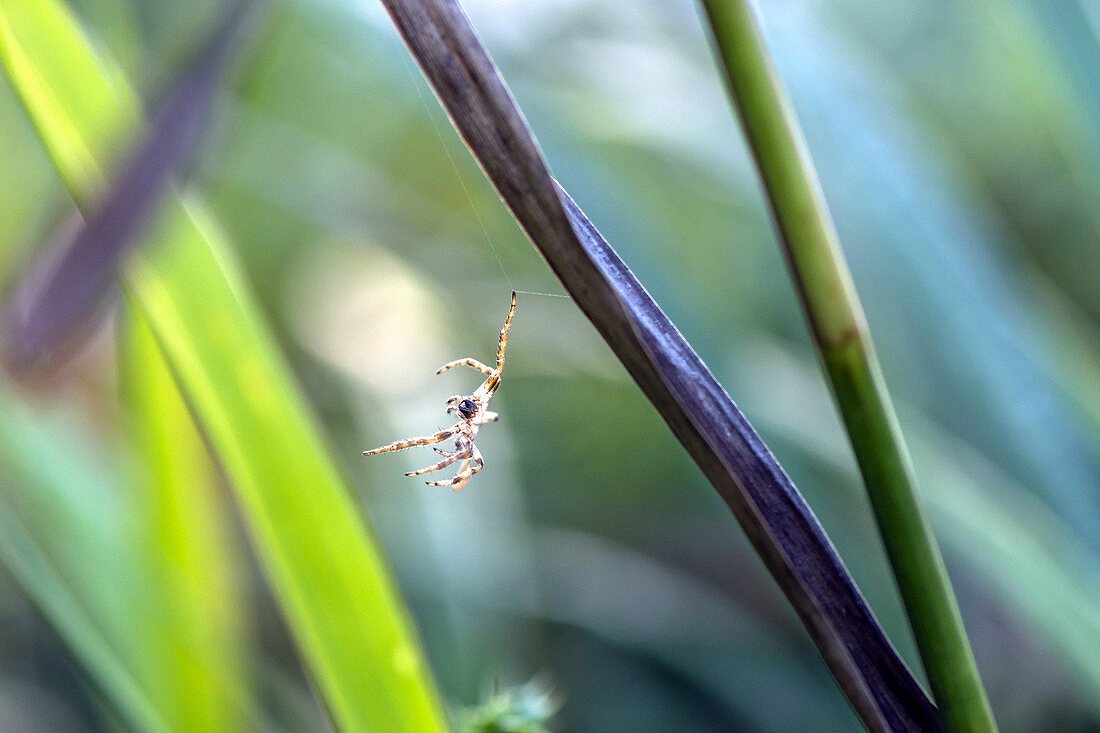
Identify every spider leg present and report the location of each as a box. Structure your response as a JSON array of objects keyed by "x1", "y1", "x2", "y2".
[
  {"x1": 427, "y1": 445, "x2": 484, "y2": 491},
  {"x1": 454, "y1": 447, "x2": 485, "y2": 492},
  {"x1": 426, "y1": 459, "x2": 470, "y2": 488},
  {"x1": 496, "y1": 291, "x2": 516, "y2": 373},
  {"x1": 436, "y1": 359, "x2": 493, "y2": 375},
  {"x1": 405, "y1": 446, "x2": 470, "y2": 476},
  {"x1": 477, "y1": 411, "x2": 499, "y2": 424},
  {"x1": 472, "y1": 292, "x2": 515, "y2": 402},
  {"x1": 362, "y1": 427, "x2": 457, "y2": 456}
]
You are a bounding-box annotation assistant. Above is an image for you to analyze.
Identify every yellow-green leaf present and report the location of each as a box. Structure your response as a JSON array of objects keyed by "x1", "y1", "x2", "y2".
[
  {"x1": 120, "y1": 304, "x2": 253, "y2": 731},
  {"x1": 0, "y1": 1, "x2": 447, "y2": 730}
]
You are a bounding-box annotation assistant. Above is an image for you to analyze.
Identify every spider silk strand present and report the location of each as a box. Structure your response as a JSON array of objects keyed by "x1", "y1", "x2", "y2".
[{"x1": 397, "y1": 40, "x2": 567, "y2": 300}]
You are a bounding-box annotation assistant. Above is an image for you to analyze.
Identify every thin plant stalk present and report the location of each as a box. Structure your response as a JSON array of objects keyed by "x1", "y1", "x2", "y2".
[{"x1": 698, "y1": 1, "x2": 996, "y2": 731}]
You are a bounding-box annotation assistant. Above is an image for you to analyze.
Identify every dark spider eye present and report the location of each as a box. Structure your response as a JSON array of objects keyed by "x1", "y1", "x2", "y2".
[{"x1": 458, "y1": 399, "x2": 477, "y2": 419}]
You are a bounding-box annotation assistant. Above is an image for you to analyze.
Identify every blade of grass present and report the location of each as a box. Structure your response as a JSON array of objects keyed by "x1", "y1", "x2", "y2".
[
  {"x1": 0, "y1": 1, "x2": 448, "y2": 730},
  {"x1": 120, "y1": 304, "x2": 252, "y2": 731},
  {"x1": 127, "y1": 197, "x2": 450, "y2": 732},
  {"x1": 697, "y1": 2, "x2": 995, "y2": 730},
  {"x1": 380, "y1": 0, "x2": 938, "y2": 728}
]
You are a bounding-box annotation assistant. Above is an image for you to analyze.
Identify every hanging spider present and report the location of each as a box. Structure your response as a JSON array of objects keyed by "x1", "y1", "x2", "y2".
[{"x1": 362, "y1": 291, "x2": 517, "y2": 491}]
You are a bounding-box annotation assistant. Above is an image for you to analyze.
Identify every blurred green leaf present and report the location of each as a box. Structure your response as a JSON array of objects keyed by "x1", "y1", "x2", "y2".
[
  {"x1": 0, "y1": 395, "x2": 168, "y2": 732},
  {"x1": 0, "y1": 0, "x2": 134, "y2": 194},
  {"x1": 751, "y1": 341, "x2": 1100, "y2": 711},
  {"x1": 120, "y1": 304, "x2": 252, "y2": 731},
  {"x1": 129, "y1": 198, "x2": 448, "y2": 732},
  {"x1": 914, "y1": 433, "x2": 1100, "y2": 714},
  {"x1": 766, "y1": 6, "x2": 1100, "y2": 539},
  {"x1": 0, "y1": 0, "x2": 448, "y2": 730}
]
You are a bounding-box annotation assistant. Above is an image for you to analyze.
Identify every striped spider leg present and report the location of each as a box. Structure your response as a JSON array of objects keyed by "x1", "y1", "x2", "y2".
[{"x1": 362, "y1": 291, "x2": 515, "y2": 491}]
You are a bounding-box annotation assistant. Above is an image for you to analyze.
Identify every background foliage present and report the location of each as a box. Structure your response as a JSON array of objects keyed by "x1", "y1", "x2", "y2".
[{"x1": 1, "y1": 0, "x2": 1099, "y2": 730}]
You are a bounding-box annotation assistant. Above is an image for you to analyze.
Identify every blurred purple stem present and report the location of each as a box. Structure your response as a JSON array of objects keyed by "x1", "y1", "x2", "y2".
[{"x1": 3, "y1": 0, "x2": 263, "y2": 368}]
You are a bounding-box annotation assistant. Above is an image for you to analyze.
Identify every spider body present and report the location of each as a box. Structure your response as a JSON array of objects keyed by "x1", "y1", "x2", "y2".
[
  {"x1": 457, "y1": 398, "x2": 477, "y2": 419},
  {"x1": 362, "y1": 291, "x2": 516, "y2": 491}
]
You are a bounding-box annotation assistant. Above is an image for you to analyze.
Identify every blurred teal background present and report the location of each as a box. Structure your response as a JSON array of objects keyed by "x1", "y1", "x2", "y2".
[{"x1": 2, "y1": 0, "x2": 1100, "y2": 730}]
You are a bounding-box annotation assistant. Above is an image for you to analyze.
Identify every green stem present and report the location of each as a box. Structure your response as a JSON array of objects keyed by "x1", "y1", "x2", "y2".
[{"x1": 699, "y1": 2, "x2": 996, "y2": 730}]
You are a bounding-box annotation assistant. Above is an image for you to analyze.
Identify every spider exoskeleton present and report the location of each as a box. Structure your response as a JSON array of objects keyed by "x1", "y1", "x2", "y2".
[{"x1": 362, "y1": 291, "x2": 517, "y2": 491}]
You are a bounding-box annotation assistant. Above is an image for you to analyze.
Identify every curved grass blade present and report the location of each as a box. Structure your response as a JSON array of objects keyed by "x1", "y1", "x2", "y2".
[
  {"x1": 120, "y1": 305, "x2": 253, "y2": 731},
  {"x1": 128, "y1": 198, "x2": 450, "y2": 733},
  {"x1": 3, "y1": 0, "x2": 261, "y2": 366},
  {"x1": 0, "y1": 1, "x2": 449, "y2": 730},
  {"x1": 379, "y1": 0, "x2": 938, "y2": 728}
]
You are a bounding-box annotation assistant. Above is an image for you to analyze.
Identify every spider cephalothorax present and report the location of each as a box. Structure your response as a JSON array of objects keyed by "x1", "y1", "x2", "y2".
[{"x1": 362, "y1": 291, "x2": 516, "y2": 491}]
